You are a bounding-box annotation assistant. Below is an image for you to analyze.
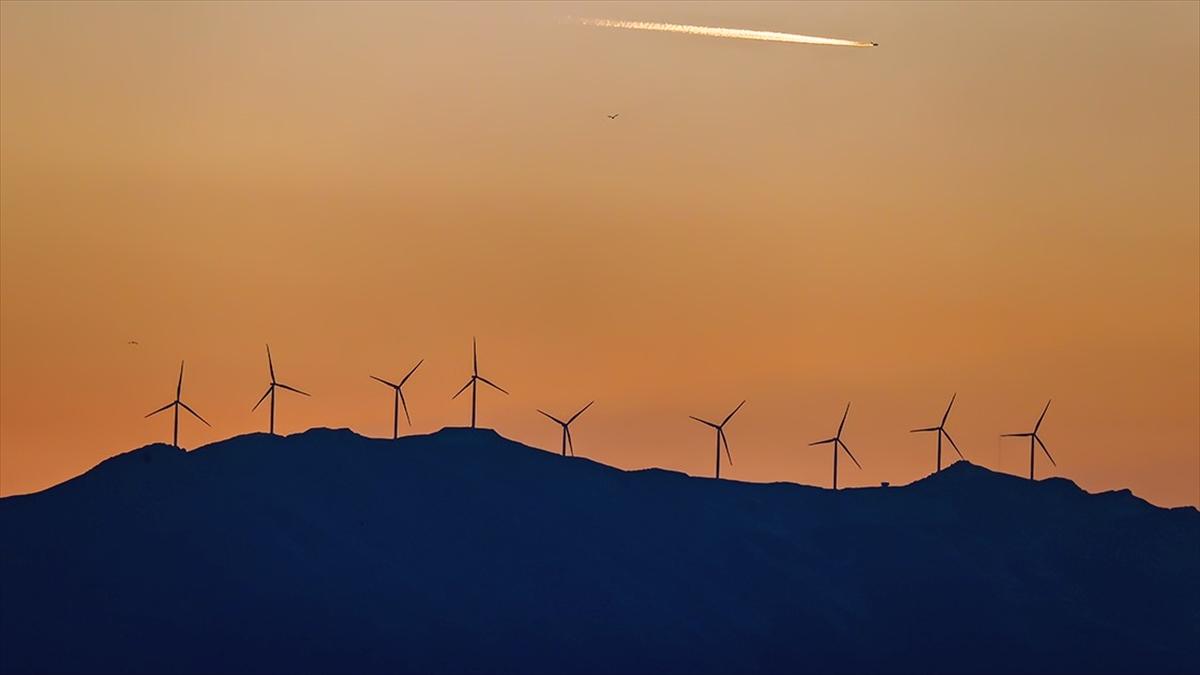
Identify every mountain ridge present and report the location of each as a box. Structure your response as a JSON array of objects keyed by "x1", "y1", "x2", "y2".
[
  {"x1": 23, "y1": 426, "x2": 1190, "y2": 515},
  {"x1": 2, "y1": 426, "x2": 1197, "y2": 674}
]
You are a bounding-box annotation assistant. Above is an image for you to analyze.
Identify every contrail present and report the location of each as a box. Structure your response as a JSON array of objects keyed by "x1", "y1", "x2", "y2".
[{"x1": 574, "y1": 18, "x2": 877, "y2": 48}]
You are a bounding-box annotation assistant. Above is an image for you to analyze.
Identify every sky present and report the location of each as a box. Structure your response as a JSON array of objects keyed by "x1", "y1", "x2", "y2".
[{"x1": 1, "y1": 1, "x2": 1197, "y2": 507}]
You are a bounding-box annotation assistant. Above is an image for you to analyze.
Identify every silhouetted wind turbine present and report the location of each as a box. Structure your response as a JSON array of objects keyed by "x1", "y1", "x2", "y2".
[
  {"x1": 371, "y1": 359, "x2": 423, "y2": 440},
  {"x1": 537, "y1": 401, "x2": 594, "y2": 457},
  {"x1": 252, "y1": 345, "x2": 309, "y2": 435},
  {"x1": 690, "y1": 401, "x2": 745, "y2": 479},
  {"x1": 809, "y1": 403, "x2": 862, "y2": 490},
  {"x1": 452, "y1": 338, "x2": 508, "y2": 428},
  {"x1": 911, "y1": 394, "x2": 965, "y2": 473},
  {"x1": 1002, "y1": 399, "x2": 1057, "y2": 480},
  {"x1": 145, "y1": 361, "x2": 210, "y2": 448}
]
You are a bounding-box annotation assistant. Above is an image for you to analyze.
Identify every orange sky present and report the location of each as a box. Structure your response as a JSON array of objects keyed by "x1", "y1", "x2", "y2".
[{"x1": 2, "y1": 1, "x2": 1198, "y2": 507}]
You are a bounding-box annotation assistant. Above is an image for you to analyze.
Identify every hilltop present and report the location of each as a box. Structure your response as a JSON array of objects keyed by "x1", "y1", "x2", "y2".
[{"x1": 2, "y1": 427, "x2": 1197, "y2": 674}]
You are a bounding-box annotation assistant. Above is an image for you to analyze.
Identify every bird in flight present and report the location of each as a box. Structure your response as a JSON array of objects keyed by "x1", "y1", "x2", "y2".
[
  {"x1": 127, "y1": 340, "x2": 139, "y2": 346},
  {"x1": 607, "y1": 113, "x2": 619, "y2": 120}
]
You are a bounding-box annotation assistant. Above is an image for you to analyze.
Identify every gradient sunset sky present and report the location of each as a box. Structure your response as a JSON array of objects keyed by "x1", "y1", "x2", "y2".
[{"x1": 2, "y1": 1, "x2": 1197, "y2": 507}]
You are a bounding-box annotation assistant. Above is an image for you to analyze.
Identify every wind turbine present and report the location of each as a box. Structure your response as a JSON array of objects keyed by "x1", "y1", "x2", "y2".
[
  {"x1": 911, "y1": 394, "x2": 965, "y2": 473},
  {"x1": 1002, "y1": 399, "x2": 1056, "y2": 480},
  {"x1": 809, "y1": 403, "x2": 862, "y2": 490},
  {"x1": 537, "y1": 401, "x2": 594, "y2": 457},
  {"x1": 371, "y1": 359, "x2": 423, "y2": 440},
  {"x1": 252, "y1": 344, "x2": 309, "y2": 435},
  {"x1": 145, "y1": 361, "x2": 210, "y2": 448},
  {"x1": 690, "y1": 400, "x2": 745, "y2": 479},
  {"x1": 452, "y1": 338, "x2": 508, "y2": 428}
]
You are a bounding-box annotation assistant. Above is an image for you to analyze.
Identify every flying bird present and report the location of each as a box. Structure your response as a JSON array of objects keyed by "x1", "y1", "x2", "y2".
[
  {"x1": 127, "y1": 340, "x2": 139, "y2": 346},
  {"x1": 607, "y1": 113, "x2": 619, "y2": 119}
]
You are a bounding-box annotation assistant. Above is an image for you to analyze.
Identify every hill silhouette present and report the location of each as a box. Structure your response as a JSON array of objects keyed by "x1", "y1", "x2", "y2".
[{"x1": 2, "y1": 427, "x2": 1197, "y2": 674}]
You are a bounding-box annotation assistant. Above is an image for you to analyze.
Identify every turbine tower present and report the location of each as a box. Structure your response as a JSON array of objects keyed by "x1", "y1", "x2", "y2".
[
  {"x1": 690, "y1": 400, "x2": 745, "y2": 479},
  {"x1": 809, "y1": 403, "x2": 862, "y2": 490},
  {"x1": 537, "y1": 401, "x2": 595, "y2": 457},
  {"x1": 145, "y1": 360, "x2": 210, "y2": 448},
  {"x1": 371, "y1": 359, "x2": 423, "y2": 440},
  {"x1": 452, "y1": 338, "x2": 508, "y2": 428},
  {"x1": 1002, "y1": 399, "x2": 1057, "y2": 480},
  {"x1": 252, "y1": 344, "x2": 309, "y2": 435},
  {"x1": 911, "y1": 393, "x2": 965, "y2": 473}
]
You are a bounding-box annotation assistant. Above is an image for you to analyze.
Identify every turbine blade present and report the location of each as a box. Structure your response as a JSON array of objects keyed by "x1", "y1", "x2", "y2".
[
  {"x1": 722, "y1": 400, "x2": 746, "y2": 426},
  {"x1": 452, "y1": 378, "x2": 473, "y2": 399},
  {"x1": 266, "y1": 344, "x2": 275, "y2": 383},
  {"x1": 477, "y1": 376, "x2": 508, "y2": 395},
  {"x1": 371, "y1": 375, "x2": 399, "y2": 388},
  {"x1": 538, "y1": 409, "x2": 566, "y2": 425},
  {"x1": 941, "y1": 393, "x2": 956, "y2": 426},
  {"x1": 1001, "y1": 432, "x2": 1033, "y2": 437},
  {"x1": 720, "y1": 428, "x2": 733, "y2": 466},
  {"x1": 690, "y1": 416, "x2": 719, "y2": 429},
  {"x1": 398, "y1": 388, "x2": 411, "y2": 426},
  {"x1": 910, "y1": 427, "x2": 939, "y2": 433},
  {"x1": 943, "y1": 429, "x2": 965, "y2": 460},
  {"x1": 837, "y1": 402, "x2": 850, "y2": 437},
  {"x1": 276, "y1": 382, "x2": 310, "y2": 397},
  {"x1": 809, "y1": 437, "x2": 836, "y2": 446},
  {"x1": 399, "y1": 359, "x2": 423, "y2": 387},
  {"x1": 252, "y1": 385, "x2": 272, "y2": 411},
  {"x1": 472, "y1": 338, "x2": 478, "y2": 376},
  {"x1": 145, "y1": 401, "x2": 175, "y2": 418},
  {"x1": 1035, "y1": 399, "x2": 1052, "y2": 433},
  {"x1": 840, "y1": 440, "x2": 863, "y2": 470},
  {"x1": 179, "y1": 401, "x2": 211, "y2": 427},
  {"x1": 1036, "y1": 435, "x2": 1057, "y2": 466},
  {"x1": 566, "y1": 427, "x2": 575, "y2": 455},
  {"x1": 568, "y1": 400, "x2": 595, "y2": 424},
  {"x1": 177, "y1": 361, "x2": 184, "y2": 399}
]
